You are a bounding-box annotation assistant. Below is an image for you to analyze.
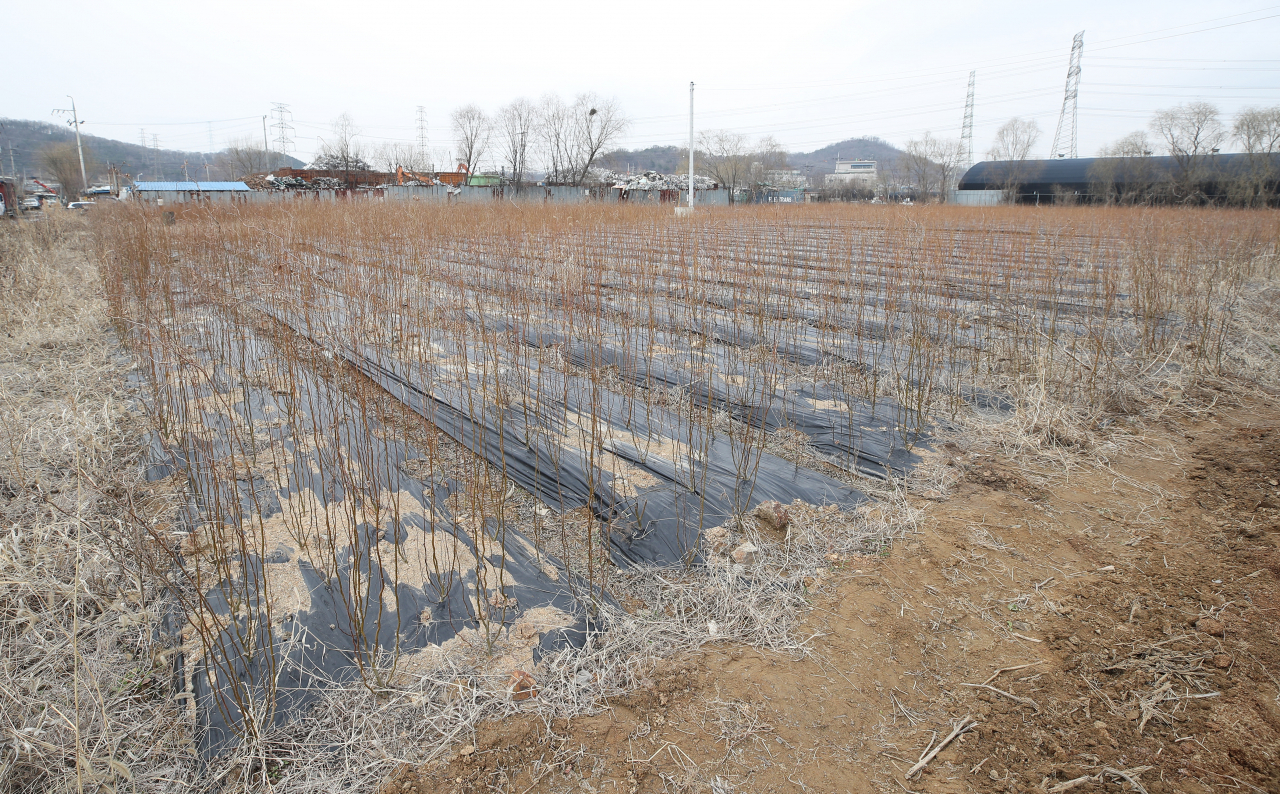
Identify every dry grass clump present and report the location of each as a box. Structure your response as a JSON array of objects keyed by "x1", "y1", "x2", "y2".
[{"x1": 0, "y1": 215, "x2": 192, "y2": 792}]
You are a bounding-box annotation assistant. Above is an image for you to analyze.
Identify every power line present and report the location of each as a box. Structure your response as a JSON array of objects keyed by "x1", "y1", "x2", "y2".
[
  {"x1": 90, "y1": 115, "x2": 264, "y2": 127},
  {"x1": 1091, "y1": 56, "x2": 1280, "y2": 62},
  {"x1": 698, "y1": 6, "x2": 1280, "y2": 94}
]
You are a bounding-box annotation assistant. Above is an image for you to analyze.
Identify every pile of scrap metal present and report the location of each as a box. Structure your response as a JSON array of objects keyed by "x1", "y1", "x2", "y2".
[
  {"x1": 597, "y1": 169, "x2": 719, "y2": 191},
  {"x1": 261, "y1": 174, "x2": 346, "y2": 190},
  {"x1": 265, "y1": 167, "x2": 399, "y2": 190}
]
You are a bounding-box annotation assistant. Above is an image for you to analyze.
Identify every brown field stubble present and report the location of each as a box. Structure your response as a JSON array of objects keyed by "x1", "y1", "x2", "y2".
[{"x1": 3, "y1": 200, "x2": 1278, "y2": 793}]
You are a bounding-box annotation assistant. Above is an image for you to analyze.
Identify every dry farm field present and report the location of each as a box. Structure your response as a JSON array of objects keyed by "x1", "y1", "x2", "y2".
[{"x1": 3, "y1": 202, "x2": 1280, "y2": 794}]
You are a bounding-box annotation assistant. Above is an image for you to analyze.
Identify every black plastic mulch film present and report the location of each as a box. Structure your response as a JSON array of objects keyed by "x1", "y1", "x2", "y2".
[{"x1": 142, "y1": 255, "x2": 932, "y2": 755}]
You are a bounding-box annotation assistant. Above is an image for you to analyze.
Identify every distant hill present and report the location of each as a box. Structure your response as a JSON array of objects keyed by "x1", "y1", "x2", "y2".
[
  {"x1": 787, "y1": 137, "x2": 903, "y2": 175},
  {"x1": 0, "y1": 118, "x2": 304, "y2": 183},
  {"x1": 600, "y1": 137, "x2": 902, "y2": 177},
  {"x1": 599, "y1": 145, "x2": 684, "y2": 174}
]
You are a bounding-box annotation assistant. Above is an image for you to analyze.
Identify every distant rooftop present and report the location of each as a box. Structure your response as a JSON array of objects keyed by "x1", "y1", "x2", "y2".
[{"x1": 132, "y1": 181, "x2": 251, "y2": 192}]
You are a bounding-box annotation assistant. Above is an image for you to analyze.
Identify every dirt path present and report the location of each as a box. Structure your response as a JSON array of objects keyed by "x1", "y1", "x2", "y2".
[{"x1": 389, "y1": 396, "x2": 1280, "y2": 794}]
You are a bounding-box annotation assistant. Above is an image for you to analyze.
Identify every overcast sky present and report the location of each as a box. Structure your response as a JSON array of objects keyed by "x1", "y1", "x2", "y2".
[{"x1": 8, "y1": 0, "x2": 1280, "y2": 165}]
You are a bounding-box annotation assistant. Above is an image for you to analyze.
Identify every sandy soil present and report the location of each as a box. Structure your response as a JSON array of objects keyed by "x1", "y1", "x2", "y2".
[{"x1": 383, "y1": 394, "x2": 1280, "y2": 794}]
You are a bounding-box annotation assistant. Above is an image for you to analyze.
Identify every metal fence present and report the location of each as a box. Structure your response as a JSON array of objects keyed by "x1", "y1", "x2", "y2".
[{"x1": 131, "y1": 184, "x2": 731, "y2": 206}]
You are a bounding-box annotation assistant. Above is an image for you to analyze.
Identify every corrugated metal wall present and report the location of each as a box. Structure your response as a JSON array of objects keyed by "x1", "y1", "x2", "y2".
[
  {"x1": 948, "y1": 190, "x2": 1005, "y2": 206},
  {"x1": 134, "y1": 191, "x2": 256, "y2": 205},
  {"x1": 133, "y1": 185, "x2": 732, "y2": 206}
]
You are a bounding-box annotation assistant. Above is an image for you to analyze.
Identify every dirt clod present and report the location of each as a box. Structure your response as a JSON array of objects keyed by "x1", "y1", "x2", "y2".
[
  {"x1": 1196, "y1": 617, "x2": 1226, "y2": 636},
  {"x1": 753, "y1": 500, "x2": 791, "y2": 533},
  {"x1": 506, "y1": 670, "x2": 537, "y2": 701},
  {"x1": 730, "y1": 542, "x2": 759, "y2": 565}
]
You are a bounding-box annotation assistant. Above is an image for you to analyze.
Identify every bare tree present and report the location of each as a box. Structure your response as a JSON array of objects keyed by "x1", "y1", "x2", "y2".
[
  {"x1": 40, "y1": 142, "x2": 95, "y2": 202},
  {"x1": 1104, "y1": 131, "x2": 1154, "y2": 158},
  {"x1": 901, "y1": 133, "x2": 962, "y2": 203},
  {"x1": 1235, "y1": 105, "x2": 1280, "y2": 154},
  {"x1": 1150, "y1": 102, "x2": 1226, "y2": 201},
  {"x1": 311, "y1": 113, "x2": 371, "y2": 172},
  {"x1": 1233, "y1": 105, "x2": 1280, "y2": 205},
  {"x1": 533, "y1": 93, "x2": 628, "y2": 185},
  {"x1": 497, "y1": 98, "x2": 536, "y2": 189},
  {"x1": 569, "y1": 94, "x2": 628, "y2": 185},
  {"x1": 928, "y1": 136, "x2": 966, "y2": 201},
  {"x1": 876, "y1": 156, "x2": 903, "y2": 201},
  {"x1": 370, "y1": 141, "x2": 424, "y2": 174},
  {"x1": 901, "y1": 133, "x2": 940, "y2": 202},
  {"x1": 745, "y1": 136, "x2": 790, "y2": 191},
  {"x1": 536, "y1": 94, "x2": 573, "y2": 184},
  {"x1": 451, "y1": 105, "x2": 492, "y2": 178},
  {"x1": 1088, "y1": 131, "x2": 1157, "y2": 205},
  {"x1": 697, "y1": 130, "x2": 751, "y2": 201},
  {"x1": 754, "y1": 135, "x2": 788, "y2": 171},
  {"x1": 987, "y1": 117, "x2": 1042, "y2": 200},
  {"x1": 216, "y1": 136, "x2": 272, "y2": 179},
  {"x1": 989, "y1": 117, "x2": 1040, "y2": 161},
  {"x1": 1151, "y1": 101, "x2": 1227, "y2": 159}
]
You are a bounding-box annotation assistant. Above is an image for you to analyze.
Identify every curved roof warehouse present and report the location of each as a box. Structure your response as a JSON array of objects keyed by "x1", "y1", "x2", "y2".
[{"x1": 957, "y1": 153, "x2": 1280, "y2": 203}]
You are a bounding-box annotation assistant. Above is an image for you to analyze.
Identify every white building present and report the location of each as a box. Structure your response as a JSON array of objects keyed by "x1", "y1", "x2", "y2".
[
  {"x1": 763, "y1": 169, "x2": 809, "y2": 189},
  {"x1": 824, "y1": 159, "x2": 877, "y2": 188}
]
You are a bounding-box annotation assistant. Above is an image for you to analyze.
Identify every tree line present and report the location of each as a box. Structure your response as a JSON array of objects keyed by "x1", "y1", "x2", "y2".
[
  {"x1": 978, "y1": 102, "x2": 1280, "y2": 206},
  {"x1": 284, "y1": 94, "x2": 629, "y2": 187},
  {"x1": 1090, "y1": 103, "x2": 1280, "y2": 206}
]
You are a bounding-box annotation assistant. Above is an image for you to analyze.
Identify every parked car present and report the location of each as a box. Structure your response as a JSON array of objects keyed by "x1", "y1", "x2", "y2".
[
  {"x1": 21, "y1": 197, "x2": 41, "y2": 210},
  {"x1": 67, "y1": 201, "x2": 97, "y2": 211}
]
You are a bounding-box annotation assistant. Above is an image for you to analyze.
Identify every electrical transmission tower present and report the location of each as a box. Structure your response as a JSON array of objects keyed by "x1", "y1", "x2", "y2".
[
  {"x1": 960, "y1": 70, "x2": 975, "y2": 169},
  {"x1": 1051, "y1": 31, "x2": 1084, "y2": 159},
  {"x1": 415, "y1": 106, "x2": 430, "y2": 169},
  {"x1": 151, "y1": 134, "x2": 162, "y2": 180},
  {"x1": 270, "y1": 103, "x2": 295, "y2": 168}
]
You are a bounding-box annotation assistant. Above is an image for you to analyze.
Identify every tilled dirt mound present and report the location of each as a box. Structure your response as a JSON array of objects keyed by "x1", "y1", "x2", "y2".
[
  {"x1": 953, "y1": 417, "x2": 1280, "y2": 794},
  {"x1": 382, "y1": 398, "x2": 1280, "y2": 794}
]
